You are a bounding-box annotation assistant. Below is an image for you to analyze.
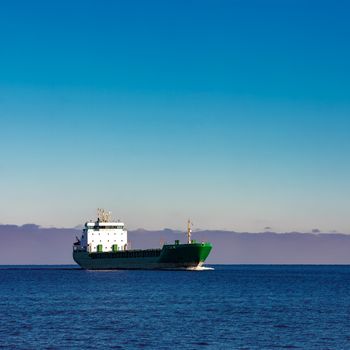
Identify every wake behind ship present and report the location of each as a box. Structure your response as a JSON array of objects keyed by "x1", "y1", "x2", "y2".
[{"x1": 73, "y1": 209, "x2": 212, "y2": 270}]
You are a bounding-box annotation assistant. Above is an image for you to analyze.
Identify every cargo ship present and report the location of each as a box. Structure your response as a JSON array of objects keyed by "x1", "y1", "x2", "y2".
[{"x1": 73, "y1": 209, "x2": 212, "y2": 270}]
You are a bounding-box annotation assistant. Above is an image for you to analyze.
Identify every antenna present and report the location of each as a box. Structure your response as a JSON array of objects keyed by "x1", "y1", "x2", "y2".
[{"x1": 97, "y1": 208, "x2": 112, "y2": 222}]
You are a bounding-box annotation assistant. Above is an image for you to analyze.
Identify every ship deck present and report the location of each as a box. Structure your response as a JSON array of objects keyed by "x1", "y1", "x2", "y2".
[{"x1": 89, "y1": 248, "x2": 162, "y2": 259}]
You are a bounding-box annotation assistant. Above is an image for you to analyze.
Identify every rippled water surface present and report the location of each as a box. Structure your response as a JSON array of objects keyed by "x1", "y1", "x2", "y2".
[{"x1": 1, "y1": 265, "x2": 350, "y2": 349}]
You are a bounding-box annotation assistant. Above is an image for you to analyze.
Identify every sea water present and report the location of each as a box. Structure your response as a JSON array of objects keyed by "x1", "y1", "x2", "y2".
[{"x1": 0, "y1": 265, "x2": 350, "y2": 349}]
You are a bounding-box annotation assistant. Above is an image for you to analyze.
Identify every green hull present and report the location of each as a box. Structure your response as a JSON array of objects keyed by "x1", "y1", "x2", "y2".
[{"x1": 73, "y1": 243, "x2": 212, "y2": 270}]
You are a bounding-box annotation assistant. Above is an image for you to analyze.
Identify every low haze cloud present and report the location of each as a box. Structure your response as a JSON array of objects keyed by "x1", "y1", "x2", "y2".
[{"x1": 1, "y1": 225, "x2": 350, "y2": 265}]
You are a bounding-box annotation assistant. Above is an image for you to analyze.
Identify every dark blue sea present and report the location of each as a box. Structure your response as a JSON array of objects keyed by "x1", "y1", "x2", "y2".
[{"x1": 1, "y1": 265, "x2": 350, "y2": 350}]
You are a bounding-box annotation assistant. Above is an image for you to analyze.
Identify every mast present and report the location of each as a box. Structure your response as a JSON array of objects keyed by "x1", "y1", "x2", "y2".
[
  {"x1": 97, "y1": 208, "x2": 111, "y2": 222},
  {"x1": 187, "y1": 219, "x2": 192, "y2": 244}
]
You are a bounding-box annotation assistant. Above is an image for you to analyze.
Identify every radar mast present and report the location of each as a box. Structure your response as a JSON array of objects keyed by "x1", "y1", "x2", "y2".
[{"x1": 97, "y1": 208, "x2": 112, "y2": 222}]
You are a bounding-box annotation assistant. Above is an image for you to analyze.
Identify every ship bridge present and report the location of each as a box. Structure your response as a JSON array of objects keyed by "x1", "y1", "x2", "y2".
[{"x1": 78, "y1": 209, "x2": 128, "y2": 253}]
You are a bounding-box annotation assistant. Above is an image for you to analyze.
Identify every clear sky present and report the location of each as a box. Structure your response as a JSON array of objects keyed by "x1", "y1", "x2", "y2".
[{"x1": 1, "y1": 0, "x2": 349, "y2": 232}]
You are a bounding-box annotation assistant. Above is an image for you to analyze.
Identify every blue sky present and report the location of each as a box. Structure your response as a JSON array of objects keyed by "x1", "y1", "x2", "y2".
[{"x1": 1, "y1": 0, "x2": 349, "y2": 231}]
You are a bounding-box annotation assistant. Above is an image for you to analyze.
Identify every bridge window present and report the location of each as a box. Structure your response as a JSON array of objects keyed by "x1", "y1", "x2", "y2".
[{"x1": 92, "y1": 225, "x2": 124, "y2": 229}]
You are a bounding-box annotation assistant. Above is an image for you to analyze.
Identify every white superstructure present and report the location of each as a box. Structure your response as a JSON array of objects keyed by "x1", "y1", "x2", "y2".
[{"x1": 78, "y1": 209, "x2": 128, "y2": 253}]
